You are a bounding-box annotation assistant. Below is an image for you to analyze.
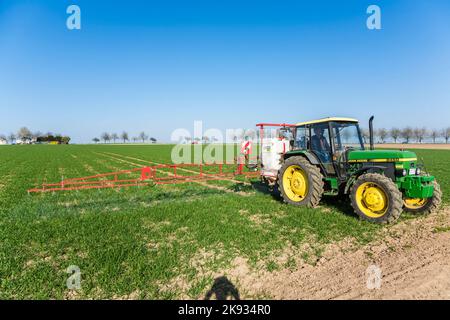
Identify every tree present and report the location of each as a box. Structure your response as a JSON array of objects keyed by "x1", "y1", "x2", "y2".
[
  {"x1": 444, "y1": 127, "x2": 450, "y2": 144},
  {"x1": 132, "y1": 137, "x2": 138, "y2": 143},
  {"x1": 121, "y1": 131, "x2": 129, "y2": 143},
  {"x1": 8, "y1": 133, "x2": 16, "y2": 144},
  {"x1": 139, "y1": 131, "x2": 148, "y2": 143},
  {"x1": 401, "y1": 127, "x2": 413, "y2": 143},
  {"x1": 111, "y1": 133, "x2": 119, "y2": 143},
  {"x1": 150, "y1": 137, "x2": 157, "y2": 143},
  {"x1": 246, "y1": 129, "x2": 256, "y2": 140},
  {"x1": 430, "y1": 130, "x2": 439, "y2": 143},
  {"x1": 341, "y1": 129, "x2": 351, "y2": 142},
  {"x1": 184, "y1": 136, "x2": 191, "y2": 144},
  {"x1": 54, "y1": 134, "x2": 63, "y2": 143},
  {"x1": 17, "y1": 127, "x2": 32, "y2": 140},
  {"x1": 46, "y1": 132, "x2": 55, "y2": 141},
  {"x1": 61, "y1": 136, "x2": 71, "y2": 144},
  {"x1": 377, "y1": 128, "x2": 388, "y2": 143},
  {"x1": 418, "y1": 127, "x2": 427, "y2": 143},
  {"x1": 202, "y1": 136, "x2": 210, "y2": 144},
  {"x1": 390, "y1": 128, "x2": 401, "y2": 143},
  {"x1": 33, "y1": 131, "x2": 43, "y2": 139},
  {"x1": 101, "y1": 132, "x2": 111, "y2": 143},
  {"x1": 413, "y1": 127, "x2": 427, "y2": 143},
  {"x1": 360, "y1": 128, "x2": 370, "y2": 144},
  {"x1": 92, "y1": 137, "x2": 100, "y2": 144},
  {"x1": 0, "y1": 134, "x2": 6, "y2": 142}
]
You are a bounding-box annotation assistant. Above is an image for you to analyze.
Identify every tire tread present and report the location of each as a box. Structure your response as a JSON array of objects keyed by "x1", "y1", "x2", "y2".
[
  {"x1": 350, "y1": 173, "x2": 403, "y2": 224},
  {"x1": 277, "y1": 156, "x2": 324, "y2": 208}
]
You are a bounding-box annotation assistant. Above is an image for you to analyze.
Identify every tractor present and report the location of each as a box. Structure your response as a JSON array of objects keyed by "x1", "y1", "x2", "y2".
[
  {"x1": 257, "y1": 117, "x2": 442, "y2": 223},
  {"x1": 28, "y1": 116, "x2": 442, "y2": 224}
]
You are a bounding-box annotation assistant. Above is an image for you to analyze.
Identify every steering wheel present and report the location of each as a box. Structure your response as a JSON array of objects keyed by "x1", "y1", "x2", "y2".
[{"x1": 316, "y1": 151, "x2": 331, "y2": 163}]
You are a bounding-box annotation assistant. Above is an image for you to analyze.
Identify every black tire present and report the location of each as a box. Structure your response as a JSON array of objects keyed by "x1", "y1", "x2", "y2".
[
  {"x1": 277, "y1": 156, "x2": 324, "y2": 207},
  {"x1": 403, "y1": 180, "x2": 442, "y2": 214},
  {"x1": 350, "y1": 173, "x2": 403, "y2": 224}
]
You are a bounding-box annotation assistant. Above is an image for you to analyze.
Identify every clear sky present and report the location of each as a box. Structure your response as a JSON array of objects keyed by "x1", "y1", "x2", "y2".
[{"x1": 1, "y1": 0, "x2": 449, "y2": 143}]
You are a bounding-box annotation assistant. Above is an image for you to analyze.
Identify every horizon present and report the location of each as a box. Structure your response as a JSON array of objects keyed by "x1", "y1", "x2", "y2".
[{"x1": 1, "y1": 0, "x2": 450, "y2": 143}]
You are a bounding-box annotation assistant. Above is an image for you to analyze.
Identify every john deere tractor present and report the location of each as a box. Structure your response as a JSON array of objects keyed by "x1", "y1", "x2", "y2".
[{"x1": 274, "y1": 117, "x2": 442, "y2": 223}]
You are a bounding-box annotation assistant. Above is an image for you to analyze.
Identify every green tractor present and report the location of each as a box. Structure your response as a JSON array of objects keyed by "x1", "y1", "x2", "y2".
[{"x1": 263, "y1": 117, "x2": 442, "y2": 223}]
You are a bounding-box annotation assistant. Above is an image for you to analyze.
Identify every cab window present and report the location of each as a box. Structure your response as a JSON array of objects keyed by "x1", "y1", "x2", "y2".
[
  {"x1": 295, "y1": 126, "x2": 308, "y2": 149},
  {"x1": 332, "y1": 122, "x2": 364, "y2": 151},
  {"x1": 310, "y1": 123, "x2": 332, "y2": 163}
]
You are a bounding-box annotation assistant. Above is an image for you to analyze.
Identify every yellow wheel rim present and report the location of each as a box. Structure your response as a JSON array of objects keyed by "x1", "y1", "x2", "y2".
[
  {"x1": 404, "y1": 198, "x2": 429, "y2": 209},
  {"x1": 282, "y1": 165, "x2": 308, "y2": 202},
  {"x1": 355, "y1": 182, "x2": 389, "y2": 218}
]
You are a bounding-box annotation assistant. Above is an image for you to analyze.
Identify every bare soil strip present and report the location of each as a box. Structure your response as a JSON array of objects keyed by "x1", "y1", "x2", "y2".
[
  {"x1": 93, "y1": 152, "x2": 143, "y2": 167},
  {"x1": 213, "y1": 208, "x2": 450, "y2": 300}
]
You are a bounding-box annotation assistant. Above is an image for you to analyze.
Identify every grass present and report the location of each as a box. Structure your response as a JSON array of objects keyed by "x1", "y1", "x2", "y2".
[
  {"x1": 433, "y1": 226, "x2": 450, "y2": 233},
  {"x1": 0, "y1": 144, "x2": 448, "y2": 299}
]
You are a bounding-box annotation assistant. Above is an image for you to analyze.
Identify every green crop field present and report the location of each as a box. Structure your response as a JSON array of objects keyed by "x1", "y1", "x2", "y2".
[{"x1": 0, "y1": 145, "x2": 448, "y2": 299}]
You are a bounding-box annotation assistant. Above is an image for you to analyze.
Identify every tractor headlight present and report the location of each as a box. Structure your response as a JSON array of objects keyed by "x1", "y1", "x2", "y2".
[
  {"x1": 416, "y1": 167, "x2": 421, "y2": 175},
  {"x1": 402, "y1": 169, "x2": 407, "y2": 176}
]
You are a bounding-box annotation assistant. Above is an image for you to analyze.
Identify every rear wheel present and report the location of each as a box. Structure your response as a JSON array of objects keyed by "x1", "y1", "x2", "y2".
[
  {"x1": 277, "y1": 156, "x2": 324, "y2": 207},
  {"x1": 403, "y1": 180, "x2": 442, "y2": 214},
  {"x1": 350, "y1": 173, "x2": 403, "y2": 224}
]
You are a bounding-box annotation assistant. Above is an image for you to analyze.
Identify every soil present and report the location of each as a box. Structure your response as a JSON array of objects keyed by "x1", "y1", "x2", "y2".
[{"x1": 213, "y1": 207, "x2": 450, "y2": 300}]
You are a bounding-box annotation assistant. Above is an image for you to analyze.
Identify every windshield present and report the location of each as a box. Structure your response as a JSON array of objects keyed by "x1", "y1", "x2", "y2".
[{"x1": 332, "y1": 122, "x2": 364, "y2": 151}]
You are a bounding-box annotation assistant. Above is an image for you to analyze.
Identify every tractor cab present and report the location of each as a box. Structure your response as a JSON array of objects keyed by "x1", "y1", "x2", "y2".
[{"x1": 292, "y1": 117, "x2": 364, "y2": 177}]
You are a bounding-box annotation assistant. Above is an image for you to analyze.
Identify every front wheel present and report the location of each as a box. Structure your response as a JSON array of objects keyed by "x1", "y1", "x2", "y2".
[
  {"x1": 350, "y1": 173, "x2": 403, "y2": 224},
  {"x1": 403, "y1": 180, "x2": 442, "y2": 214}
]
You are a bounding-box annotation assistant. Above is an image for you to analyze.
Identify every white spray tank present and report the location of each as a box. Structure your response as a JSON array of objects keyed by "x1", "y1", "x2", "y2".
[{"x1": 261, "y1": 137, "x2": 290, "y2": 178}]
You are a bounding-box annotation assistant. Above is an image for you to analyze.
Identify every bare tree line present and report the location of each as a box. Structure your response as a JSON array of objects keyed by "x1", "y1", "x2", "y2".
[
  {"x1": 3, "y1": 126, "x2": 450, "y2": 145},
  {"x1": 360, "y1": 127, "x2": 450, "y2": 144},
  {"x1": 183, "y1": 136, "x2": 221, "y2": 144},
  {"x1": 180, "y1": 129, "x2": 259, "y2": 144},
  {"x1": 0, "y1": 127, "x2": 70, "y2": 144},
  {"x1": 92, "y1": 131, "x2": 157, "y2": 144}
]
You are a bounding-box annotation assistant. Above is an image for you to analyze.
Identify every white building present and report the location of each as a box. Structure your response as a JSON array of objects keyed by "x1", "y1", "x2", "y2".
[
  {"x1": 16, "y1": 137, "x2": 37, "y2": 144},
  {"x1": 0, "y1": 138, "x2": 7, "y2": 145}
]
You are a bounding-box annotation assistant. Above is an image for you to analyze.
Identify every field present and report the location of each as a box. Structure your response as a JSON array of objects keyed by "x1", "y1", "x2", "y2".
[
  {"x1": 0, "y1": 144, "x2": 449, "y2": 299},
  {"x1": 375, "y1": 143, "x2": 450, "y2": 150}
]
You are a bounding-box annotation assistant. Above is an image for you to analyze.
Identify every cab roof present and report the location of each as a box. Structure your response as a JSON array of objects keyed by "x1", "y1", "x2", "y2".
[{"x1": 296, "y1": 117, "x2": 359, "y2": 126}]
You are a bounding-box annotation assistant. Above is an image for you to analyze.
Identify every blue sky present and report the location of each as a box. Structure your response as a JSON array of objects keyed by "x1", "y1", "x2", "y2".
[{"x1": 1, "y1": 0, "x2": 449, "y2": 143}]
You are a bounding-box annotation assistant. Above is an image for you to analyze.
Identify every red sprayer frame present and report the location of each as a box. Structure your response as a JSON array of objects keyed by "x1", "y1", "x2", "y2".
[
  {"x1": 27, "y1": 163, "x2": 259, "y2": 193},
  {"x1": 255, "y1": 123, "x2": 296, "y2": 147},
  {"x1": 28, "y1": 123, "x2": 295, "y2": 193}
]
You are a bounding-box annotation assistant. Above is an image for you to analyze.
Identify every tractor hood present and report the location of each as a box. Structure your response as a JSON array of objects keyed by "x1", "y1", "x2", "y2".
[{"x1": 347, "y1": 150, "x2": 417, "y2": 162}]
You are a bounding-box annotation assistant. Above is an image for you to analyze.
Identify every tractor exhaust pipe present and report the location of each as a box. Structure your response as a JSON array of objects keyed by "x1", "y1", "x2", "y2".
[{"x1": 369, "y1": 116, "x2": 374, "y2": 150}]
